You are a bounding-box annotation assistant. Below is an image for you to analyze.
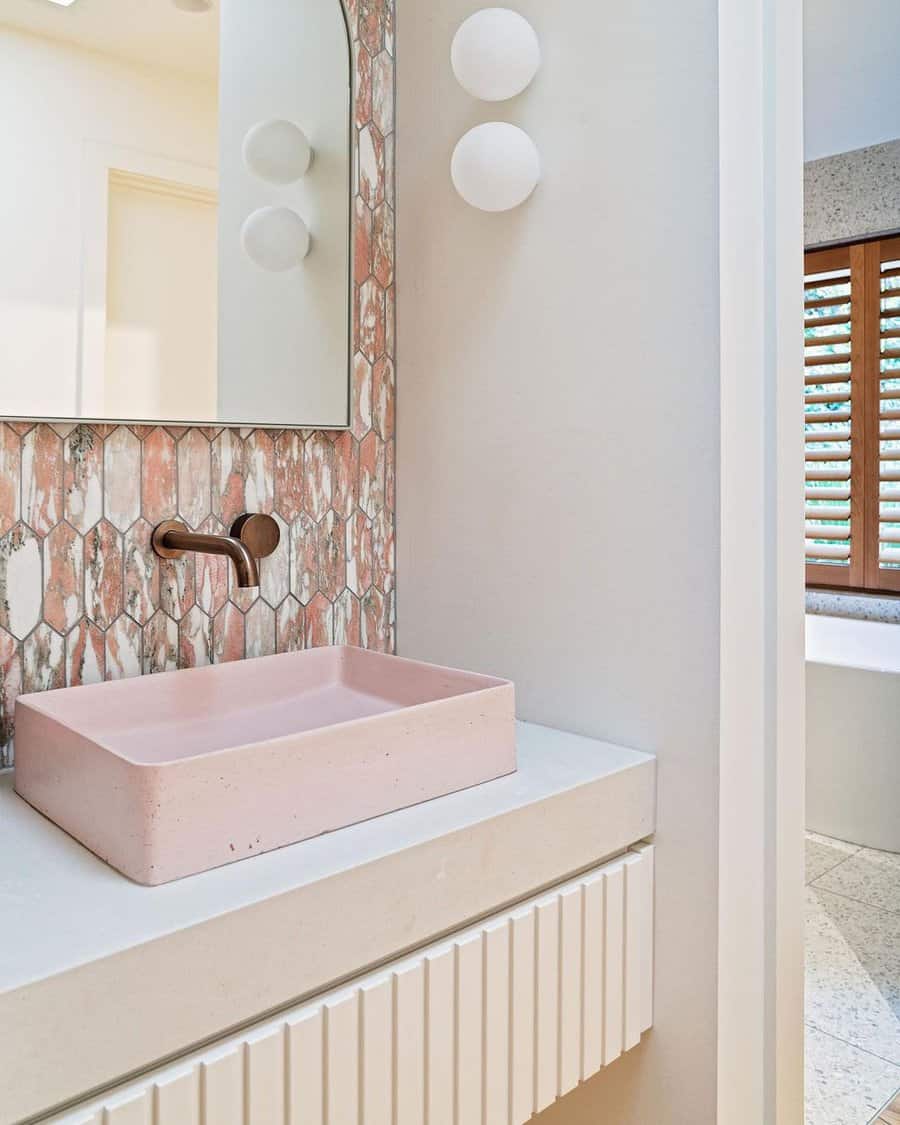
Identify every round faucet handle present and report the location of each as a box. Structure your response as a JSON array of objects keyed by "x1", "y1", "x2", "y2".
[{"x1": 230, "y1": 513, "x2": 280, "y2": 559}]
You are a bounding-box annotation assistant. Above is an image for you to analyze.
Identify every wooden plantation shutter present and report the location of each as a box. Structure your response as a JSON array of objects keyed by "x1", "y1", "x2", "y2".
[
  {"x1": 804, "y1": 245, "x2": 860, "y2": 587},
  {"x1": 806, "y1": 235, "x2": 900, "y2": 594}
]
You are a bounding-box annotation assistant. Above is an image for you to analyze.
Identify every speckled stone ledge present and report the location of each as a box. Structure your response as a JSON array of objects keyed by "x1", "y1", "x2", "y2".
[
  {"x1": 806, "y1": 590, "x2": 900, "y2": 625},
  {"x1": 805, "y1": 138, "x2": 900, "y2": 248}
]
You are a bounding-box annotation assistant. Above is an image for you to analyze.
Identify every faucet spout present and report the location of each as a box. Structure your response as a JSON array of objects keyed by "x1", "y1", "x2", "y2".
[{"x1": 151, "y1": 520, "x2": 265, "y2": 588}]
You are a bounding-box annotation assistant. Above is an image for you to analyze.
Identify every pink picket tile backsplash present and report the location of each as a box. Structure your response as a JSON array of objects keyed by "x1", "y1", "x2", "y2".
[{"x1": 0, "y1": 0, "x2": 395, "y2": 766}]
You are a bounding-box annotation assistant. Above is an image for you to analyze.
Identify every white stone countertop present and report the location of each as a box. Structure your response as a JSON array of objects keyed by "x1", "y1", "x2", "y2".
[{"x1": 0, "y1": 721, "x2": 655, "y2": 1123}]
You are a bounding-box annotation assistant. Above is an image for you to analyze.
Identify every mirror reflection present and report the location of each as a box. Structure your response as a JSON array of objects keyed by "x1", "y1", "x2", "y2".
[{"x1": 0, "y1": 0, "x2": 351, "y2": 428}]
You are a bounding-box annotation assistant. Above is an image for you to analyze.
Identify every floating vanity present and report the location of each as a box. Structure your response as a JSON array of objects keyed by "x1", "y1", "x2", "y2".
[{"x1": 0, "y1": 722, "x2": 655, "y2": 1124}]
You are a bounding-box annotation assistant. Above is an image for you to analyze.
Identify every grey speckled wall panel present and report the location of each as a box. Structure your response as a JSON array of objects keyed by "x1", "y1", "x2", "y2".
[{"x1": 805, "y1": 138, "x2": 900, "y2": 248}]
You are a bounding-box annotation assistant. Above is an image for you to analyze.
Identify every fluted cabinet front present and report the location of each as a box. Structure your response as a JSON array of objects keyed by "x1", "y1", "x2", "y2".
[{"x1": 53, "y1": 846, "x2": 654, "y2": 1125}]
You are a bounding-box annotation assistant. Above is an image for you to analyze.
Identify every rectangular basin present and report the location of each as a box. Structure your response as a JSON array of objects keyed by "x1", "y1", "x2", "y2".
[{"x1": 14, "y1": 647, "x2": 515, "y2": 885}]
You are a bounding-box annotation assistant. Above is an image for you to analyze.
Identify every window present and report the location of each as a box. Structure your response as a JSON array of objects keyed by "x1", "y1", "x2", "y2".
[{"x1": 805, "y1": 236, "x2": 900, "y2": 592}]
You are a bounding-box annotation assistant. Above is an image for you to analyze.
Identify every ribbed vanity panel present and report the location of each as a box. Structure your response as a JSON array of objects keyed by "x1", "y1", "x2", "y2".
[
  {"x1": 559, "y1": 884, "x2": 584, "y2": 1098},
  {"x1": 510, "y1": 907, "x2": 536, "y2": 1125},
  {"x1": 51, "y1": 849, "x2": 654, "y2": 1125},
  {"x1": 200, "y1": 1049, "x2": 242, "y2": 1125},
  {"x1": 483, "y1": 920, "x2": 510, "y2": 1125},
  {"x1": 581, "y1": 871, "x2": 606, "y2": 1078},
  {"x1": 286, "y1": 1009, "x2": 324, "y2": 1125},
  {"x1": 153, "y1": 1069, "x2": 198, "y2": 1124},
  {"x1": 244, "y1": 1027, "x2": 285, "y2": 1124},
  {"x1": 394, "y1": 962, "x2": 425, "y2": 1125},
  {"x1": 324, "y1": 993, "x2": 359, "y2": 1125},
  {"x1": 534, "y1": 897, "x2": 560, "y2": 1112},
  {"x1": 455, "y1": 931, "x2": 484, "y2": 1125},
  {"x1": 360, "y1": 977, "x2": 392, "y2": 1125},
  {"x1": 603, "y1": 864, "x2": 626, "y2": 1065},
  {"x1": 425, "y1": 946, "x2": 455, "y2": 1125}
]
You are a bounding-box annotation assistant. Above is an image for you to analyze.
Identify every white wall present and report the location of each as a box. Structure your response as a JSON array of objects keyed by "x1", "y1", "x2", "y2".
[
  {"x1": 0, "y1": 26, "x2": 217, "y2": 419},
  {"x1": 217, "y1": 0, "x2": 350, "y2": 427},
  {"x1": 397, "y1": 0, "x2": 721, "y2": 1120},
  {"x1": 804, "y1": 0, "x2": 900, "y2": 160}
]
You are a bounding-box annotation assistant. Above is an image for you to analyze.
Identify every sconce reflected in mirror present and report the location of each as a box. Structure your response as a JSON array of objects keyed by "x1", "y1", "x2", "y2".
[
  {"x1": 242, "y1": 119, "x2": 313, "y2": 185},
  {"x1": 241, "y1": 206, "x2": 311, "y2": 271}
]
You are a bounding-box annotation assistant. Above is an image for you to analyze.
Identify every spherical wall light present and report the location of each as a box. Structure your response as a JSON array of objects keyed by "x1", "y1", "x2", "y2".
[
  {"x1": 241, "y1": 207, "x2": 310, "y2": 271},
  {"x1": 242, "y1": 119, "x2": 313, "y2": 185},
  {"x1": 451, "y1": 8, "x2": 540, "y2": 102},
  {"x1": 450, "y1": 122, "x2": 540, "y2": 212}
]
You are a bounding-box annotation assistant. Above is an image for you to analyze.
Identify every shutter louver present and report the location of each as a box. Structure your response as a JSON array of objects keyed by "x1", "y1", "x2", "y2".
[
  {"x1": 805, "y1": 246, "x2": 858, "y2": 586},
  {"x1": 873, "y1": 237, "x2": 900, "y2": 589}
]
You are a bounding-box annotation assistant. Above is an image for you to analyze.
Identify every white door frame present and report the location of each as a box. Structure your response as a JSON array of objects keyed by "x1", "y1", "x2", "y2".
[
  {"x1": 718, "y1": 0, "x2": 806, "y2": 1122},
  {"x1": 78, "y1": 142, "x2": 217, "y2": 419}
]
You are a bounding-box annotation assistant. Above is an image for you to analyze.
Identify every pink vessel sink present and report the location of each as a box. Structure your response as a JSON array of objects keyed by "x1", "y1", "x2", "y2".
[{"x1": 14, "y1": 647, "x2": 515, "y2": 885}]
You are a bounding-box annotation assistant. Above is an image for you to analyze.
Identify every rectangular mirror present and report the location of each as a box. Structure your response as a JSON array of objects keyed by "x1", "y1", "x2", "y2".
[{"x1": 0, "y1": 0, "x2": 352, "y2": 428}]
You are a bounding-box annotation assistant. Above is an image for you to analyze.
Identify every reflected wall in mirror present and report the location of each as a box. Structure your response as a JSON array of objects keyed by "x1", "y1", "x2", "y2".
[{"x1": 0, "y1": 0, "x2": 352, "y2": 427}]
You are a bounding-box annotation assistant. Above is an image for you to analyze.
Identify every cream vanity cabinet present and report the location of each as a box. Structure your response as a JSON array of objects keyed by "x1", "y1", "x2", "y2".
[{"x1": 51, "y1": 847, "x2": 654, "y2": 1125}]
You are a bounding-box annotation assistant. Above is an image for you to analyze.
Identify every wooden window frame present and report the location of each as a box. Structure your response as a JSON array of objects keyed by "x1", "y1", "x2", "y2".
[{"x1": 806, "y1": 234, "x2": 900, "y2": 595}]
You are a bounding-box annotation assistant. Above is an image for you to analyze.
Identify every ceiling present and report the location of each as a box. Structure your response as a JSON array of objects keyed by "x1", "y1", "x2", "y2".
[{"x1": 0, "y1": 0, "x2": 218, "y2": 81}]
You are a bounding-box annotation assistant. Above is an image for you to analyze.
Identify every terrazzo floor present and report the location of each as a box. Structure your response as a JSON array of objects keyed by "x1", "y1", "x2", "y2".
[{"x1": 805, "y1": 832, "x2": 900, "y2": 1124}]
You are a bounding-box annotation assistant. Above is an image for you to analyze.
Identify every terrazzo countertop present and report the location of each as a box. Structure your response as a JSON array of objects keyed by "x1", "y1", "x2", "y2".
[
  {"x1": 0, "y1": 721, "x2": 656, "y2": 1124},
  {"x1": 805, "y1": 138, "x2": 900, "y2": 249}
]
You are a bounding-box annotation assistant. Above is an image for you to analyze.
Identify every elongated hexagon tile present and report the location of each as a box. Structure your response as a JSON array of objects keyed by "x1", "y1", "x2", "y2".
[
  {"x1": 361, "y1": 586, "x2": 389, "y2": 652},
  {"x1": 43, "y1": 521, "x2": 84, "y2": 634},
  {"x1": 334, "y1": 589, "x2": 361, "y2": 646},
  {"x1": 359, "y1": 431, "x2": 385, "y2": 518},
  {"x1": 355, "y1": 45, "x2": 372, "y2": 127},
  {"x1": 212, "y1": 429, "x2": 246, "y2": 527},
  {"x1": 274, "y1": 432, "x2": 305, "y2": 522},
  {"x1": 141, "y1": 428, "x2": 177, "y2": 526},
  {"x1": 371, "y1": 356, "x2": 394, "y2": 440},
  {"x1": 23, "y1": 623, "x2": 65, "y2": 694},
  {"x1": 245, "y1": 600, "x2": 276, "y2": 659},
  {"x1": 84, "y1": 520, "x2": 123, "y2": 629},
  {"x1": 212, "y1": 602, "x2": 245, "y2": 664},
  {"x1": 63, "y1": 425, "x2": 102, "y2": 534},
  {"x1": 351, "y1": 354, "x2": 373, "y2": 439},
  {"x1": 195, "y1": 516, "x2": 229, "y2": 617},
  {"x1": 276, "y1": 596, "x2": 305, "y2": 653},
  {"x1": 0, "y1": 627, "x2": 22, "y2": 765},
  {"x1": 358, "y1": 124, "x2": 385, "y2": 210},
  {"x1": 103, "y1": 427, "x2": 141, "y2": 532},
  {"x1": 354, "y1": 196, "x2": 373, "y2": 282},
  {"x1": 160, "y1": 553, "x2": 196, "y2": 623},
  {"x1": 22, "y1": 424, "x2": 62, "y2": 537},
  {"x1": 260, "y1": 513, "x2": 289, "y2": 609},
  {"x1": 105, "y1": 615, "x2": 141, "y2": 681},
  {"x1": 66, "y1": 619, "x2": 105, "y2": 687},
  {"x1": 289, "y1": 513, "x2": 318, "y2": 605},
  {"x1": 384, "y1": 131, "x2": 395, "y2": 211},
  {"x1": 371, "y1": 506, "x2": 394, "y2": 593},
  {"x1": 383, "y1": 0, "x2": 393, "y2": 55},
  {"x1": 244, "y1": 430, "x2": 275, "y2": 514},
  {"x1": 179, "y1": 605, "x2": 212, "y2": 669},
  {"x1": 371, "y1": 52, "x2": 394, "y2": 140},
  {"x1": 0, "y1": 523, "x2": 42, "y2": 640},
  {"x1": 358, "y1": 278, "x2": 386, "y2": 365},
  {"x1": 346, "y1": 512, "x2": 373, "y2": 596},
  {"x1": 305, "y1": 434, "x2": 334, "y2": 521},
  {"x1": 385, "y1": 284, "x2": 395, "y2": 359},
  {"x1": 177, "y1": 430, "x2": 212, "y2": 529},
  {"x1": 0, "y1": 425, "x2": 21, "y2": 537},
  {"x1": 332, "y1": 433, "x2": 360, "y2": 519},
  {"x1": 143, "y1": 610, "x2": 178, "y2": 675},
  {"x1": 372, "y1": 204, "x2": 394, "y2": 290},
  {"x1": 317, "y1": 510, "x2": 346, "y2": 602},
  {"x1": 305, "y1": 593, "x2": 334, "y2": 648},
  {"x1": 358, "y1": 0, "x2": 383, "y2": 55},
  {"x1": 124, "y1": 519, "x2": 160, "y2": 627},
  {"x1": 384, "y1": 439, "x2": 395, "y2": 512}
]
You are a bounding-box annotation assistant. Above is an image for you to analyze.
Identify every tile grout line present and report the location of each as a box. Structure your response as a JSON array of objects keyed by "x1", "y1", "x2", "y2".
[
  {"x1": 809, "y1": 881, "x2": 900, "y2": 918},
  {"x1": 806, "y1": 1021, "x2": 900, "y2": 1072},
  {"x1": 805, "y1": 850, "x2": 859, "y2": 886}
]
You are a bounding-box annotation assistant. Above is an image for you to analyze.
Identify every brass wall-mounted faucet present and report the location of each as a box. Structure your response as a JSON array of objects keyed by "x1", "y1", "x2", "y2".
[{"x1": 151, "y1": 513, "x2": 280, "y2": 588}]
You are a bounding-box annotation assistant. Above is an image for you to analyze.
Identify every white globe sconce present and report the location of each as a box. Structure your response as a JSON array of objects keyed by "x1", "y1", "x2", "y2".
[
  {"x1": 451, "y1": 8, "x2": 540, "y2": 101},
  {"x1": 242, "y1": 119, "x2": 313, "y2": 185},
  {"x1": 241, "y1": 207, "x2": 310, "y2": 271},
  {"x1": 451, "y1": 122, "x2": 540, "y2": 212}
]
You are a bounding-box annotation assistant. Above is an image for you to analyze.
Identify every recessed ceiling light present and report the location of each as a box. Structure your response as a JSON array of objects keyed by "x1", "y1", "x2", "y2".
[
  {"x1": 172, "y1": 0, "x2": 213, "y2": 10},
  {"x1": 44, "y1": 0, "x2": 79, "y2": 6}
]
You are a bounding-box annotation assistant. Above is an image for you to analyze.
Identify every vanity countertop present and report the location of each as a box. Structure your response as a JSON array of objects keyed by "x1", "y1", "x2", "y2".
[{"x1": 0, "y1": 721, "x2": 655, "y2": 1124}]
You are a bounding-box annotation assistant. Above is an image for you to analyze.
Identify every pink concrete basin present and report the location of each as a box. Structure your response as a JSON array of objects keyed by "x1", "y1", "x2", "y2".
[{"x1": 14, "y1": 647, "x2": 516, "y2": 885}]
